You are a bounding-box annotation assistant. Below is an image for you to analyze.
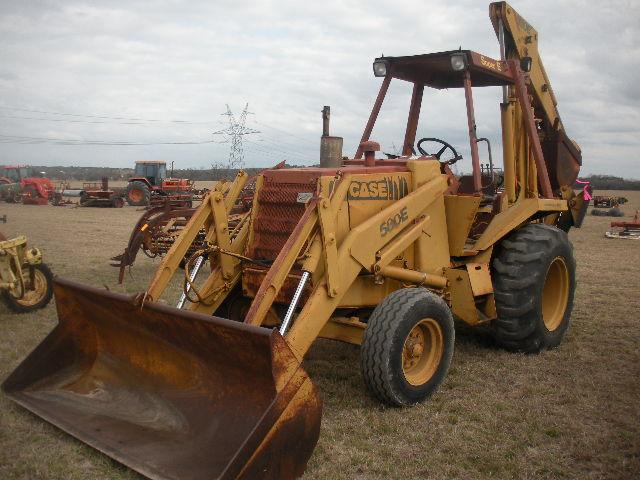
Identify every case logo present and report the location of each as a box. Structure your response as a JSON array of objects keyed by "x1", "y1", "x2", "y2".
[{"x1": 348, "y1": 177, "x2": 408, "y2": 201}]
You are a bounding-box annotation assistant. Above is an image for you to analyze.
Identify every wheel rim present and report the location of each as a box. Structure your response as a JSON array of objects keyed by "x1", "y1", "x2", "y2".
[
  {"x1": 402, "y1": 318, "x2": 444, "y2": 386},
  {"x1": 542, "y1": 256, "x2": 570, "y2": 331},
  {"x1": 129, "y1": 188, "x2": 143, "y2": 202},
  {"x1": 14, "y1": 269, "x2": 48, "y2": 306}
]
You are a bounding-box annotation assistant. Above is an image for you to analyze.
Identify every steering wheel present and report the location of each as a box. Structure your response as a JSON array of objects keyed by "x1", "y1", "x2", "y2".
[{"x1": 416, "y1": 137, "x2": 462, "y2": 165}]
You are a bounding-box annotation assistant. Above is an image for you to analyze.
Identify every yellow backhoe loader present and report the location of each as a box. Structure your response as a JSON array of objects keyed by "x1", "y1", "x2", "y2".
[{"x1": 3, "y1": 3, "x2": 588, "y2": 479}]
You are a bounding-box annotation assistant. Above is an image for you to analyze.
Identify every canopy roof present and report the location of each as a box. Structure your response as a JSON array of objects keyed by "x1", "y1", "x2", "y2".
[{"x1": 377, "y1": 50, "x2": 513, "y2": 89}]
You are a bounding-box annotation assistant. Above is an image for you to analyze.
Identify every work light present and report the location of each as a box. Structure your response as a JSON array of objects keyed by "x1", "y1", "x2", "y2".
[
  {"x1": 450, "y1": 53, "x2": 467, "y2": 71},
  {"x1": 373, "y1": 60, "x2": 389, "y2": 77}
]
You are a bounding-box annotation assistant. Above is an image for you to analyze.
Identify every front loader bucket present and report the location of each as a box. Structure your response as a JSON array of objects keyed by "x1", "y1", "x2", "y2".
[{"x1": 2, "y1": 278, "x2": 322, "y2": 480}]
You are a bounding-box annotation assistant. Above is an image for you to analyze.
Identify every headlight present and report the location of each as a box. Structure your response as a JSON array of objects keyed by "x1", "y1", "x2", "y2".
[
  {"x1": 373, "y1": 60, "x2": 388, "y2": 77},
  {"x1": 450, "y1": 54, "x2": 467, "y2": 71}
]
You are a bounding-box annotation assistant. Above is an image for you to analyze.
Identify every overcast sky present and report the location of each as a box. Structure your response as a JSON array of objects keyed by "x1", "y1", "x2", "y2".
[{"x1": 1, "y1": 0, "x2": 639, "y2": 178}]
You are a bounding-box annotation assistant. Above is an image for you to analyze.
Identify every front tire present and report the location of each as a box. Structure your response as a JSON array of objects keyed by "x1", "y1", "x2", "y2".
[
  {"x1": 361, "y1": 288, "x2": 455, "y2": 407},
  {"x1": 492, "y1": 223, "x2": 576, "y2": 353},
  {"x1": 3, "y1": 263, "x2": 54, "y2": 313}
]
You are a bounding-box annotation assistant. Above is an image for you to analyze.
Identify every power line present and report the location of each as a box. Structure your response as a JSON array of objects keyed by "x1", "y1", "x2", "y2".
[
  {"x1": 0, "y1": 114, "x2": 219, "y2": 126},
  {"x1": 0, "y1": 106, "x2": 218, "y2": 124},
  {"x1": 252, "y1": 119, "x2": 318, "y2": 145},
  {"x1": 243, "y1": 145, "x2": 289, "y2": 162},
  {"x1": 243, "y1": 140, "x2": 308, "y2": 163},
  {"x1": 244, "y1": 138, "x2": 309, "y2": 162},
  {"x1": 251, "y1": 136, "x2": 314, "y2": 158},
  {"x1": 212, "y1": 104, "x2": 259, "y2": 170},
  {"x1": 0, "y1": 133, "x2": 222, "y2": 146}
]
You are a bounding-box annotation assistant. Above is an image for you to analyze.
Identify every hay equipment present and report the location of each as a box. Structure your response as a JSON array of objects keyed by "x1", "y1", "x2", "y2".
[
  {"x1": 0, "y1": 232, "x2": 53, "y2": 312},
  {"x1": 78, "y1": 177, "x2": 126, "y2": 208},
  {"x1": 110, "y1": 200, "x2": 202, "y2": 283},
  {"x1": 3, "y1": 3, "x2": 588, "y2": 479},
  {"x1": 111, "y1": 168, "x2": 270, "y2": 284},
  {"x1": 592, "y1": 195, "x2": 628, "y2": 208},
  {"x1": 605, "y1": 211, "x2": 640, "y2": 239},
  {"x1": 591, "y1": 195, "x2": 627, "y2": 217}
]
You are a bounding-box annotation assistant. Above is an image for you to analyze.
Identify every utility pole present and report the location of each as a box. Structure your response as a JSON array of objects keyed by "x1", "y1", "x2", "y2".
[{"x1": 212, "y1": 103, "x2": 259, "y2": 170}]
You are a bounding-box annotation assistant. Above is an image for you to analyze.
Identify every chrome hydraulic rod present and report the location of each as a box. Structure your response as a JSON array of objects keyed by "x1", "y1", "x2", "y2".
[
  {"x1": 498, "y1": 18, "x2": 507, "y2": 103},
  {"x1": 279, "y1": 271, "x2": 310, "y2": 335},
  {"x1": 176, "y1": 255, "x2": 204, "y2": 309}
]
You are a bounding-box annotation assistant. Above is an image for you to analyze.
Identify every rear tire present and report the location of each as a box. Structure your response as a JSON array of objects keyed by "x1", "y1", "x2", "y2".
[
  {"x1": 491, "y1": 223, "x2": 576, "y2": 353},
  {"x1": 3, "y1": 263, "x2": 54, "y2": 313},
  {"x1": 126, "y1": 181, "x2": 151, "y2": 206},
  {"x1": 360, "y1": 288, "x2": 455, "y2": 407}
]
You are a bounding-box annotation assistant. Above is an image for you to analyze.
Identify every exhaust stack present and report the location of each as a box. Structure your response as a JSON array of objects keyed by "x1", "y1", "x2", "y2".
[{"x1": 319, "y1": 106, "x2": 343, "y2": 168}]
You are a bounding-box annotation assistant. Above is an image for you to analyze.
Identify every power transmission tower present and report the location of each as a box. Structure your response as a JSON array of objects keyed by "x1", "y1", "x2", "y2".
[{"x1": 212, "y1": 103, "x2": 259, "y2": 170}]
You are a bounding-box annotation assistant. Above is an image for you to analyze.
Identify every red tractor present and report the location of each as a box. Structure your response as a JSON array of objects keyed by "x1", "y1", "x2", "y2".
[
  {"x1": 125, "y1": 161, "x2": 193, "y2": 207},
  {"x1": 0, "y1": 165, "x2": 55, "y2": 205}
]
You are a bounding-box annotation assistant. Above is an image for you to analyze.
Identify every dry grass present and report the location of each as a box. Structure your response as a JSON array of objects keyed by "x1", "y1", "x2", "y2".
[{"x1": 1, "y1": 191, "x2": 639, "y2": 480}]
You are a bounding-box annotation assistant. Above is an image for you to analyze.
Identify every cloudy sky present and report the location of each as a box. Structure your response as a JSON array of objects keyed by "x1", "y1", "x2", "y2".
[{"x1": 0, "y1": 0, "x2": 639, "y2": 178}]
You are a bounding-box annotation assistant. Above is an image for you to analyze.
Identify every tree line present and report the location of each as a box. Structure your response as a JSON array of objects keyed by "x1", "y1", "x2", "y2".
[
  {"x1": 576, "y1": 175, "x2": 640, "y2": 191},
  {"x1": 16, "y1": 167, "x2": 640, "y2": 191},
  {"x1": 27, "y1": 166, "x2": 267, "y2": 182}
]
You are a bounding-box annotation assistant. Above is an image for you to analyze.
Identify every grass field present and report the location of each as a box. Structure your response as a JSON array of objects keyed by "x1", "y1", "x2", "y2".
[{"x1": 1, "y1": 190, "x2": 639, "y2": 480}]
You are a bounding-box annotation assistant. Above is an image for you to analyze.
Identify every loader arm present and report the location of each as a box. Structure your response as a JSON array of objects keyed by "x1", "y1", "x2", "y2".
[
  {"x1": 242, "y1": 174, "x2": 352, "y2": 329},
  {"x1": 145, "y1": 170, "x2": 248, "y2": 302},
  {"x1": 187, "y1": 214, "x2": 250, "y2": 313},
  {"x1": 286, "y1": 173, "x2": 448, "y2": 359}
]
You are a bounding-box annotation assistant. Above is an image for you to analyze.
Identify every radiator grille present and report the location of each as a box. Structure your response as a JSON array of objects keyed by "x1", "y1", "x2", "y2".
[{"x1": 249, "y1": 178, "x2": 317, "y2": 261}]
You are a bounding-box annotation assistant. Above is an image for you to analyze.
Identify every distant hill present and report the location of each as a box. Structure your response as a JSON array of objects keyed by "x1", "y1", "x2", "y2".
[{"x1": 577, "y1": 175, "x2": 640, "y2": 191}]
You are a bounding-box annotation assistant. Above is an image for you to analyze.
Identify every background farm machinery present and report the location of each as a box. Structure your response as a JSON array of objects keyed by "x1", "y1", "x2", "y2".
[
  {"x1": 50, "y1": 177, "x2": 129, "y2": 208},
  {"x1": 0, "y1": 230, "x2": 53, "y2": 312},
  {"x1": 125, "y1": 160, "x2": 195, "y2": 207},
  {"x1": 592, "y1": 195, "x2": 628, "y2": 208},
  {"x1": 605, "y1": 210, "x2": 640, "y2": 239},
  {"x1": 0, "y1": 165, "x2": 55, "y2": 205},
  {"x1": 111, "y1": 202, "x2": 202, "y2": 282},
  {"x1": 112, "y1": 168, "x2": 266, "y2": 282},
  {"x1": 112, "y1": 176, "x2": 254, "y2": 282},
  {"x1": 591, "y1": 195, "x2": 627, "y2": 217},
  {"x1": 0, "y1": 177, "x2": 21, "y2": 203}
]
